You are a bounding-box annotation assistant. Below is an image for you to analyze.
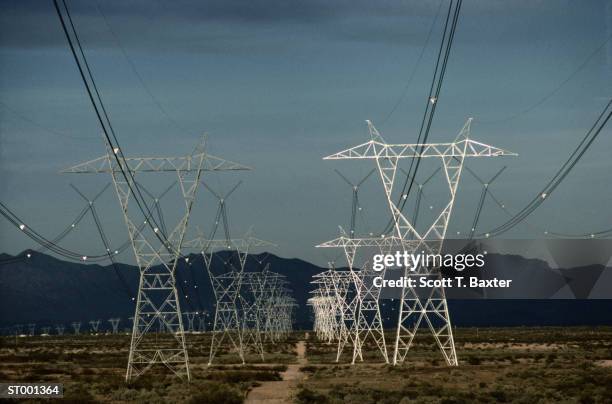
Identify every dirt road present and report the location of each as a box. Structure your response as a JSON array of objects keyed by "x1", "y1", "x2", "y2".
[{"x1": 245, "y1": 340, "x2": 307, "y2": 404}]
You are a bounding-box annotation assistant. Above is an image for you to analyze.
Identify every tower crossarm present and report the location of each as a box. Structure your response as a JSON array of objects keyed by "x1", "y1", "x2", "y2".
[
  {"x1": 323, "y1": 139, "x2": 516, "y2": 160},
  {"x1": 62, "y1": 152, "x2": 251, "y2": 174},
  {"x1": 184, "y1": 236, "x2": 275, "y2": 251},
  {"x1": 316, "y1": 236, "x2": 419, "y2": 250}
]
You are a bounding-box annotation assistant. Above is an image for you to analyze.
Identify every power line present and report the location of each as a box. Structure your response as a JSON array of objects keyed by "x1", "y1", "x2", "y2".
[
  {"x1": 462, "y1": 166, "x2": 506, "y2": 239},
  {"x1": 0, "y1": 199, "x2": 136, "y2": 263},
  {"x1": 477, "y1": 98, "x2": 612, "y2": 237},
  {"x1": 55, "y1": 0, "x2": 209, "y2": 330},
  {"x1": 479, "y1": 32, "x2": 612, "y2": 124},
  {"x1": 92, "y1": 0, "x2": 194, "y2": 137},
  {"x1": 379, "y1": 0, "x2": 445, "y2": 126},
  {"x1": 0, "y1": 101, "x2": 94, "y2": 141},
  {"x1": 0, "y1": 180, "x2": 159, "y2": 265},
  {"x1": 383, "y1": 0, "x2": 463, "y2": 235},
  {"x1": 479, "y1": 173, "x2": 612, "y2": 239},
  {"x1": 70, "y1": 183, "x2": 135, "y2": 299},
  {"x1": 54, "y1": 0, "x2": 175, "y2": 255},
  {"x1": 0, "y1": 201, "x2": 96, "y2": 261}
]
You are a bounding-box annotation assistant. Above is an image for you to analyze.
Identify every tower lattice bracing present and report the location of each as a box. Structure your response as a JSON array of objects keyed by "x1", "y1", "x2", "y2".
[
  {"x1": 184, "y1": 235, "x2": 275, "y2": 365},
  {"x1": 329, "y1": 267, "x2": 357, "y2": 362},
  {"x1": 323, "y1": 118, "x2": 516, "y2": 365},
  {"x1": 317, "y1": 236, "x2": 417, "y2": 363},
  {"x1": 63, "y1": 137, "x2": 249, "y2": 380}
]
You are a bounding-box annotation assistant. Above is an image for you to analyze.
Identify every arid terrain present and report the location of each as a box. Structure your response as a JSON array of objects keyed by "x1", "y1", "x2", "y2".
[{"x1": 1, "y1": 327, "x2": 611, "y2": 403}]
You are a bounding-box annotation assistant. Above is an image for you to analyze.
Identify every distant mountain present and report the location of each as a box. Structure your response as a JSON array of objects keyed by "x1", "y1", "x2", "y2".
[
  {"x1": 1, "y1": 251, "x2": 612, "y2": 332},
  {"x1": 0, "y1": 251, "x2": 322, "y2": 330}
]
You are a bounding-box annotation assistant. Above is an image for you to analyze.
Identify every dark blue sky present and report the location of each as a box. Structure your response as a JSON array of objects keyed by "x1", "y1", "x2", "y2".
[{"x1": 1, "y1": 0, "x2": 611, "y2": 264}]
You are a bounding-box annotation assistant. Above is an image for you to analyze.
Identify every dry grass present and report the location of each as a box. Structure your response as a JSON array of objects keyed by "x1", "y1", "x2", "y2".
[
  {"x1": 1, "y1": 328, "x2": 611, "y2": 403},
  {"x1": 0, "y1": 332, "x2": 294, "y2": 403},
  {"x1": 300, "y1": 327, "x2": 612, "y2": 403}
]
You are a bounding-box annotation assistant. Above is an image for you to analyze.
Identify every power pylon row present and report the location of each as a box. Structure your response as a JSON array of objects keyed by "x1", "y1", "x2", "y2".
[
  {"x1": 1, "y1": 318, "x2": 125, "y2": 336},
  {"x1": 64, "y1": 137, "x2": 257, "y2": 381},
  {"x1": 312, "y1": 119, "x2": 516, "y2": 365},
  {"x1": 186, "y1": 219, "x2": 295, "y2": 365}
]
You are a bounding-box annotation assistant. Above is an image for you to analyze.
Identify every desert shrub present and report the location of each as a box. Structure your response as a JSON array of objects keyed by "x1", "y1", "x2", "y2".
[
  {"x1": 579, "y1": 395, "x2": 595, "y2": 404},
  {"x1": 296, "y1": 387, "x2": 329, "y2": 404},
  {"x1": 62, "y1": 384, "x2": 97, "y2": 403},
  {"x1": 80, "y1": 367, "x2": 96, "y2": 375},
  {"x1": 187, "y1": 382, "x2": 242, "y2": 404},
  {"x1": 466, "y1": 356, "x2": 481, "y2": 365},
  {"x1": 441, "y1": 398, "x2": 469, "y2": 404},
  {"x1": 127, "y1": 375, "x2": 157, "y2": 390},
  {"x1": 489, "y1": 389, "x2": 508, "y2": 402},
  {"x1": 205, "y1": 370, "x2": 280, "y2": 383}
]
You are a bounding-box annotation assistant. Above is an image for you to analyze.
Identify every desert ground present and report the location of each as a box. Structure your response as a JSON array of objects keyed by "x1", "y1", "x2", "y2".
[{"x1": 1, "y1": 327, "x2": 611, "y2": 403}]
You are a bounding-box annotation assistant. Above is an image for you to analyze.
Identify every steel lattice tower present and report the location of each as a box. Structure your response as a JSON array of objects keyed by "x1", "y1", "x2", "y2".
[
  {"x1": 64, "y1": 137, "x2": 249, "y2": 380},
  {"x1": 108, "y1": 318, "x2": 121, "y2": 334},
  {"x1": 330, "y1": 268, "x2": 357, "y2": 361},
  {"x1": 185, "y1": 235, "x2": 274, "y2": 365},
  {"x1": 318, "y1": 235, "x2": 411, "y2": 363},
  {"x1": 324, "y1": 118, "x2": 516, "y2": 365}
]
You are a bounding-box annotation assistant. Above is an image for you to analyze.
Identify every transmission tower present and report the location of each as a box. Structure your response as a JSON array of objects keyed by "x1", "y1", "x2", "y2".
[
  {"x1": 235, "y1": 270, "x2": 266, "y2": 361},
  {"x1": 72, "y1": 322, "x2": 81, "y2": 335},
  {"x1": 308, "y1": 277, "x2": 338, "y2": 344},
  {"x1": 197, "y1": 311, "x2": 208, "y2": 332},
  {"x1": 184, "y1": 312, "x2": 196, "y2": 333},
  {"x1": 317, "y1": 235, "x2": 409, "y2": 363},
  {"x1": 89, "y1": 320, "x2": 101, "y2": 334},
  {"x1": 324, "y1": 118, "x2": 516, "y2": 365},
  {"x1": 185, "y1": 180, "x2": 274, "y2": 365},
  {"x1": 259, "y1": 270, "x2": 293, "y2": 342},
  {"x1": 186, "y1": 234, "x2": 274, "y2": 365},
  {"x1": 55, "y1": 325, "x2": 65, "y2": 336},
  {"x1": 329, "y1": 267, "x2": 358, "y2": 361},
  {"x1": 108, "y1": 318, "x2": 121, "y2": 334},
  {"x1": 314, "y1": 164, "x2": 393, "y2": 363},
  {"x1": 64, "y1": 137, "x2": 249, "y2": 381}
]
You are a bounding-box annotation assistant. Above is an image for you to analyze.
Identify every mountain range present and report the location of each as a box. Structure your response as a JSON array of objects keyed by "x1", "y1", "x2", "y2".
[{"x1": 1, "y1": 251, "x2": 611, "y2": 332}]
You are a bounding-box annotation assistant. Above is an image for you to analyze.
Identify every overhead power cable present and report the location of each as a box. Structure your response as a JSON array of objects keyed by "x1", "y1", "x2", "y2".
[
  {"x1": 71, "y1": 183, "x2": 135, "y2": 299},
  {"x1": 479, "y1": 32, "x2": 612, "y2": 124},
  {"x1": 92, "y1": 0, "x2": 193, "y2": 137},
  {"x1": 53, "y1": 0, "x2": 178, "y2": 257},
  {"x1": 0, "y1": 101, "x2": 94, "y2": 141},
  {"x1": 477, "y1": 98, "x2": 612, "y2": 237},
  {"x1": 0, "y1": 181, "x2": 164, "y2": 266},
  {"x1": 462, "y1": 166, "x2": 506, "y2": 239},
  {"x1": 479, "y1": 173, "x2": 612, "y2": 239},
  {"x1": 0, "y1": 201, "x2": 98, "y2": 261},
  {"x1": 379, "y1": 0, "x2": 445, "y2": 126},
  {"x1": 0, "y1": 199, "x2": 136, "y2": 263},
  {"x1": 383, "y1": 0, "x2": 463, "y2": 235}
]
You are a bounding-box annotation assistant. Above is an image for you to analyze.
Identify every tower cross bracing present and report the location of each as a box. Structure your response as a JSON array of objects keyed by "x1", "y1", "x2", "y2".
[
  {"x1": 323, "y1": 118, "x2": 516, "y2": 365},
  {"x1": 63, "y1": 137, "x2": 249, "y2": 380}
]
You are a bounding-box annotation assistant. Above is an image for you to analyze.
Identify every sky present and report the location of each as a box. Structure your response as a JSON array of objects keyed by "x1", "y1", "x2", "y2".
[{"x1": 0, "y1": 0, "x2": 611, "y2": 266}]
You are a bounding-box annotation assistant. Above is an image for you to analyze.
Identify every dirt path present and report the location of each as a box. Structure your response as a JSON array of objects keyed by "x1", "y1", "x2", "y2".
[{"x1": 245, "y1": 340, "x2": 307, "y2": 404}]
